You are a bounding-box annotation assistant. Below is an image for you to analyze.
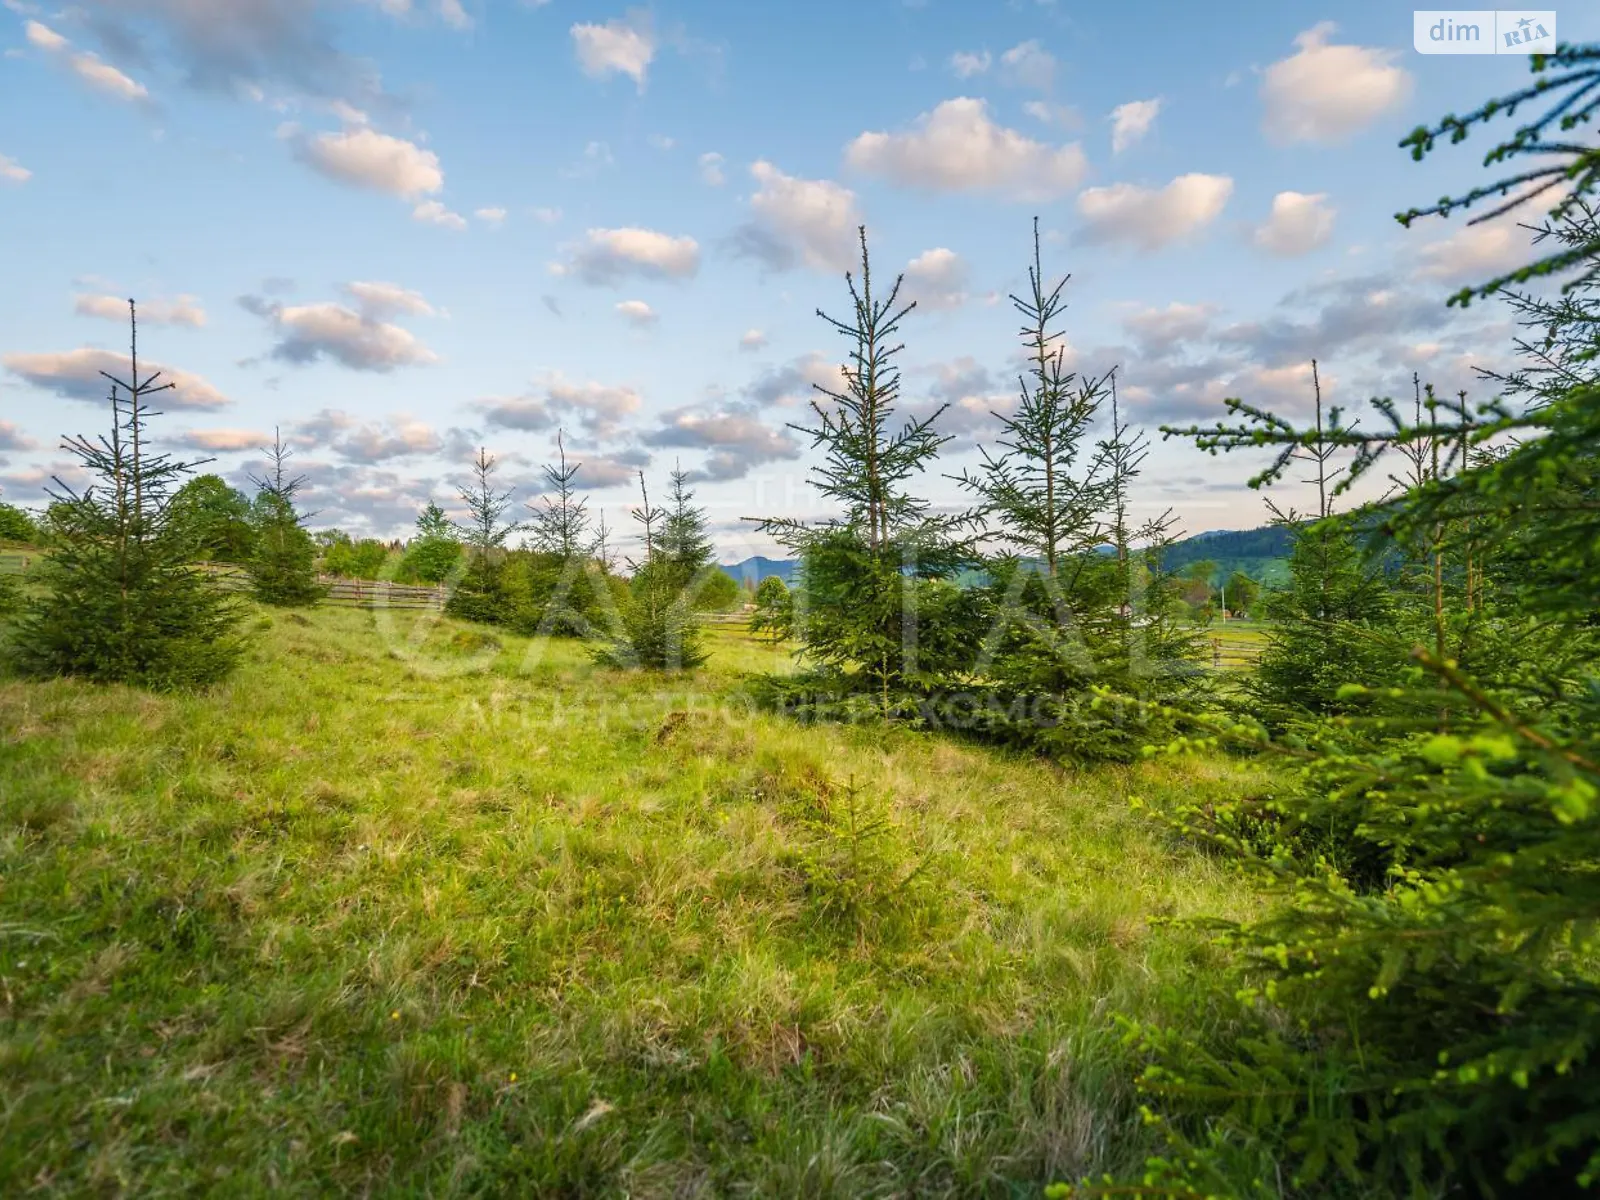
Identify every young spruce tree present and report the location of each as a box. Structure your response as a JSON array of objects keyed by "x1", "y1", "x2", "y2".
[
  {"x1": 446, "y1": 447, "x2": 520, "y2": 624},
  {"x1": 13, "y1": 300, "x2": 243, "y2": 688},
  {"x1": 753, "y1": 226, "x2": 977, "y2": 716},
  {"x1": 246, "y1": 427, "x2": 324, "y2": 607}
]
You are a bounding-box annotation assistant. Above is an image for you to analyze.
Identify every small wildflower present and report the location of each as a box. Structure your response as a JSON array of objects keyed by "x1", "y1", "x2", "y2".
[
  {"x1": 390, "y1": 1010, "x2": 400, "y2": 1020},
  {"x1": 509, "y1": 1072, "x2": 518, "y2": 1082}
]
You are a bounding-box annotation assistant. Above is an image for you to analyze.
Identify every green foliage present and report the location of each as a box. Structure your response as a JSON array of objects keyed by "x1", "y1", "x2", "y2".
[
  {"x1": 1105, "y1": 76, "x2": 1600, "y2": 1194},
  {"x1": 321, "y1": 537, "x2": 390, "y2": 579},
  {"x1": 168, "y1": 474, "x2": 253, "y2": 562},
  {"x1": 951, "y1": 221, "x2": 1112, "y2": 575},
  {"x1": 445, "y1": 447, "x2": 521, "y2": 625},
  {"x1": 687, "y1": 565, "x2": 740, "y2": 612},
  {"x1": 245, "y1": 430, "x2": 324, "y2": 608},
  {"x1": 0, "y1": 501, "x2": 40, "y2": 545},
  {"x1": 593, "y1": 472, "x2": 707, "y2": 669},
  {"x1": 500, "y1": 549, "x2": 615, "y2": 638},
  {"x1": 750, "y1": 574, "x2": 793, "y2": 641},
  {"x1": 755, "y1": 226, "x2": 976, "y2": 714},
  {"x1": 395, "y1": 535, "x2": 460, "y2": 585},
  {"x1": 783, "y1": 776, "x2": 929, "y2": 938},
  {"x1": 11, "y1": 303, "x2": 243, "y2": 689}
]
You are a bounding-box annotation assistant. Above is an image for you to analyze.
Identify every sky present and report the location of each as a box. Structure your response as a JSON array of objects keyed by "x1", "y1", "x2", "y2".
[{"x1": 2, "y1": 0, "x2": 1595, "y2": 560}]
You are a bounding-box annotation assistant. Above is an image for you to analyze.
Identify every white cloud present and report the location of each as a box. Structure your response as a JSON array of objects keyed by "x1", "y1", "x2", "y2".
[
  {"x1": 1110, "y1": 97, "x2": 1160, "y2": 153},
  {"x1": 178, "y1": 428, "x2": 271, "y2": 452},
  {"x1": 412, "y1": 199, "x2": 467, "y2": 230},
  {"x1": 739, "y1": 329, "x2": 767, "y2": 351},
  {"x1": 1415, "y1": 220, "x2": 1536, "y2": 284},
  {"x1": 531, "y1": 206, "x2": 563, "y2": 223},
  {"x1": 0, "y1": 421, "x2": 40, "y2": 452},
  {"x1": 0, "y1": 153, "x2": 29, "y2": 183},
  {"x1": 645, "y1": 405, "x2": 802, "y2": 480},
  {"x1": 328, "y1": 414, "x2": 443, "y2": 462},
  {"x1": 75, "y1": 294, "x2": 207, "y2": 327},
  {"x1": 1254, "y1": 191, "x2": 1336, "y2": 256},
  {"x1": 571, "y1": 13, "x2": 655, "y2": 91},
  {"x1": 1076, "y1": 173, "x2": 1234, "y2": 250},
  {"x1": 3, "y1": 348, "x2": 230, "y2": 409},
  {"x1": 732, "y1": 160, "x2": 863, "y2": 274},
  {"x1": 1121, "y1": 301, "x2": 1215, "y2": 351},
  {"x1": 295, "y1": 127, "x2": 444, "y2": 197},
  {"x1": 242, "y1": 294, "x2": 439, "y2": 372},
  {"x1": 1261, "y1": 23, "x2": 1412, "y2": 145},
  {"x1": 551, "y1": 227, "x2": 701, "y2": 285},
  {"x1": 698, "y1": 151, "x2": 726, "y2": 186},
  {"x1": 615, "y1": 299, "x2": 658, "y2": 327},
  {"x1": 437, "y1": 0, "x2": 471, "y2": 30},
  {"x1": 23, "y1": 20, "x2": 66, "y2": 52},
  {"x1": 845, "y1": 98, "x2": 1087, "y2": 200},
  {"x1": 949, "y1": 50, "x2": 991, "y2": 78},
  {"x1": 342, "y1": 281, "x2": 435, "y2": 319},
  {"x1": 480, "y1": 372, "x2": 644, "y2": 441},
  {"x1": 902, "y1": 247, "x2": 969, "y2": 310},
  {"x1": 999, "y1": 39, "x2": 1055, "y2": 91},
  {"x1": 26, "y1": 19, "x2": 150, "y2": 105},
  {"x1": 474, "y1": 206, "x2": 507, "y2": 225}
]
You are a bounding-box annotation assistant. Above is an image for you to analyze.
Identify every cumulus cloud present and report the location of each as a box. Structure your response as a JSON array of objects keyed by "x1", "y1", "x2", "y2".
[
  {"x1": 479, "y1": 372, "x2": 644, "y2": 441},
  {"x1": 1254, "y1": 191, "x2": 1336, "y2": 256},
  {"x1": 412, "y1": 199, "x2": 467, "y2": 230},
  {"x1": 615, "y1": 299, "x2": 658, "y2": 327},
  {"x1": 531, "y1": 206, "x2": 563, "y2": 224},
  {"x1": 341, "y1": 280, "x2": 435, "y2": 319},
  {"x1": 1110, "y1": 97, "x2": 1160, "y2": 153},
  {"x1": 0, "y1": 153, "x2": 29, "y2": 183},
  {"x1": 1261, "y1": 23, "x2": 1412, "y2": 145},
  {"x1": 3, "y1": 348, "x2": 230, "y2": 409},
  {"x1": 949, "y1": 49, "x2": 991, "y2": 78},
  {"x1": 729, "y1": 160, "x2": 862, "y2": 274},
  {"x1": 474, "y1": 206, "x2": 507, "y2": 225},
  {"x1": 998, "y1": 39, "x2": 1055, "y2": 91},
  {"x1": 902, "y1": 247, "x2": 970, "y2": 310},
  {"x1": 1413, "y1": 219, "x2": 1538, "y2": 285},
  {"x1": 294, "y1": 126, "x2": 443, "y2": 197},
  {"x1": 240, "y1": 292, "x2": 439, "y2": 371},
  {"x1": 743, "y1": 352, "x2": 841, "y2": 408},
  {"x1": 698, "y1": 151, "x2": 725, "y2": 185},
  {"x1": 47, "y1": 0, "x2": 392, "y2": 112},
  {"x1": 26, "y1": 19, "x2": 151, "y2": 105},
  {"x1": 644, "y1": 404, "x2": 802, "y2": 481},
  {"x1": 551, "y1": 227, "x2": 701, "y2": 286},
  {"x1": 177, "y1": 427, "x2": 272, "y2": 452},
  {"x1": 327, "y1": 414, "x2": 443, "y2": 462},
  {"x1": 571, "y1": 11, "x2": 655, "y2": 90},
  {"x1": 1121, "y1": 301, "x2": 1215, "y2": 353},
  {"x1": 75, "y1": 293, "x2": 207, "y2": 327},
  {"x1": 739, "y1": 329, "x2": 767, "y2": 352},
  {"x1": 845, "y1": 98, "x2": 1087, "y2": 200},
  {"x1": 0, "y1": 421, "x2": 40, "y2": 452},
  {"x1": 1076, "y1": 173, "x2": 1233, "y2": 250}
]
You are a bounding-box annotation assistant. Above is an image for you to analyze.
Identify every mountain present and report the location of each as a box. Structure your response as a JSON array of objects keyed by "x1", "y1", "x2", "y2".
[
  {"x1": 721, "y1": 556, "x2": 799, "y2": 586},
  {"x1": 1162, "y1": 525, "x2": 1293, "y2": 585},
  {"x1": 723, "y1": 525, "x2": 1293, "y2": 589}
]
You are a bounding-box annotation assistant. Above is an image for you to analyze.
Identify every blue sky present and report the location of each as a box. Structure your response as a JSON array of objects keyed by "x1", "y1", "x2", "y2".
[{"x1": 2, "y1": 0, "x2": 1595, "y2": 558}]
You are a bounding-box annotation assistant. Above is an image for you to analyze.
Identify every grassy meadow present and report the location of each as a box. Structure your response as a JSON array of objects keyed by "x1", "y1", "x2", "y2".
[{"x1": 0, "y1": 600, "x2": 1273, "y2": 1196}]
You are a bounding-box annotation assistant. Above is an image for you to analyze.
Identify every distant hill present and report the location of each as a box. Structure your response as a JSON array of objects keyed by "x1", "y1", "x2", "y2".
[
  {"x1": 1162, "y1": 525, "x2": 1293, "y2": 586},
  {"x1": 724, "y1": 524, "x2": 1293, "y2": 589},
  {"x1": 721, "y1": 555, "x2": 799, "y2": 586}
]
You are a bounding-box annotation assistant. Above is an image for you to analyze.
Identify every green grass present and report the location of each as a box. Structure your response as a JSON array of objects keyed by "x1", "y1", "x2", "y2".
[{"x1": 0, "y1": 603, "x2": 1271, "y2": 1196}]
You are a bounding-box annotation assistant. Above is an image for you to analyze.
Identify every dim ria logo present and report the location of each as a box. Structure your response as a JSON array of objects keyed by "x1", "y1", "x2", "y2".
[{"x1": 1413, "y1": 10, "x2": 1556, "y2": 54}]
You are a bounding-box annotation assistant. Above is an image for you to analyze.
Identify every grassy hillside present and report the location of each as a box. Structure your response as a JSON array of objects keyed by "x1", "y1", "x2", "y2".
[{"x1": 0, "y1": 603, "x2": 1270, "y2": 1196}]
